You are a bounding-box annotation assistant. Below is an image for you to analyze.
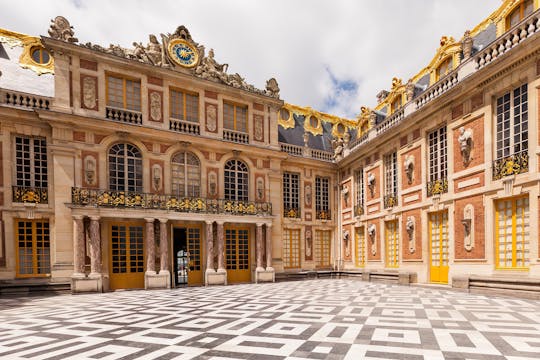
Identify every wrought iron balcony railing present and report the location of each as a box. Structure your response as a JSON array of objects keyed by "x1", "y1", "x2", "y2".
[
  {"x1": 383, "y1": 194, "x2": 398, "y2": 208},
  {"x1": 492, "y1": 151, "x2": 529, "y2": 180},
  {"x1": 426, "y1": 178, "x2": 448, "y2": 197},
  {"x1": 283, "y1": 206, "x2": 301, "y2": 219},
  {"x1": 71, "y1": 187, "x2": 272, "y2": 216},
  {"x1": 354, "y1": 203, "x2": 364, "y2": 216},
  {"x1": 13, "y1": 186, "x2": 48, "y2": 204},
  {"x1": 316, "y1": 208, "x2": 331, "y2": 220}
]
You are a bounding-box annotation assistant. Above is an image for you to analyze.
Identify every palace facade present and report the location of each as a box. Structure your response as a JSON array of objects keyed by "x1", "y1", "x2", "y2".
[{"x1": 0, "y1": 0, "x2": 539, "y2": 293}]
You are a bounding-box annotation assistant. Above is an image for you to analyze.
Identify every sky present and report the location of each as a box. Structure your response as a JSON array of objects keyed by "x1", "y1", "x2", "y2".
[{"x1": 2, "y1": 0, "x2": 499, "y2": 118}]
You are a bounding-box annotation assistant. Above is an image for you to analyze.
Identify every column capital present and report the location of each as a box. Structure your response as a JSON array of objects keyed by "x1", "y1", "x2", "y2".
[
  {"x1": 256, "y1": 222, "x2": 264, "y2": 227},
  {"x1": 72, "y1": 215, "x2": 84, "y2": 220},
  {"x1": 216, "y1": 221, "x2": 225, "y2": 225},
  {"x1": 144, "y1": 217, "x2": 155, "y2": 223},
  {"x1": 159, "y1": 218, "x2": 168, "y2": 224},
  {"x1": 265, "y1": 223, "x2": 273, "y2": 228},
  {"x1": 89, "y1": 215, "x2": 101, "y2": 221},
  {"x1": 205, "y1": 220, "x2": 214, "y2": 225}
]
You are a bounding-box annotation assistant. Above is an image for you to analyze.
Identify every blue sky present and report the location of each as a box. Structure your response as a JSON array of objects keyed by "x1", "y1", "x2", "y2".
[{"x1": 2, "y1": 0, "x2": 499, "y2": 118}]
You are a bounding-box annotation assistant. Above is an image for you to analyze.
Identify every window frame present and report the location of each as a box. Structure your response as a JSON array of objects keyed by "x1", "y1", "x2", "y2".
[
  {"x1": 106, "y1": 73, "x2": 142, "y2": 112},
  {"x1": 170, "y1": 87, "x2": 200, "y2": 122},
  {"x1": 108, "y1": 143, "x2": 143, "y2": 192},
  {"x1": 223, "y1": 101, "x2": 248, "y2": 133},
  {"x1": 505, "y1": 0, "x2": 534, "y2": 30},
  {"x1": 171, "y1": 151, "x2": 201, "y2": 197},
  {"x1": 315, "y1": 176, "x2": 330, "y2": 219},
  {"x1": 224, "y1": 159, "x2": 249, "y2": 202},
  {"x1": 14, "y1": 135, "x2": 48, "y2": 189},
  {"x1": 495, "y1": 83, "x2": 528, "y2": 160},
  {"x1": 428, "y1": 126, "x2": 448, "y2": 183},
  {"x1": 283, "y1": 172, "x2": 300, "y2": 218}
]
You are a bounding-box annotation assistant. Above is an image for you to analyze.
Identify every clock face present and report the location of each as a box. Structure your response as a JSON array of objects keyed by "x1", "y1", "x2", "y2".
[{"x1": 168, "y1": 39, "x2": 199, "y2": 68}]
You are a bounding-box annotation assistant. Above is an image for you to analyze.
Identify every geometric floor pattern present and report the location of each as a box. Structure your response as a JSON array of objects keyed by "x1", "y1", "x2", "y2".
[{"x1": 1, "y1": 279, "x2": 540, "y2": 360}]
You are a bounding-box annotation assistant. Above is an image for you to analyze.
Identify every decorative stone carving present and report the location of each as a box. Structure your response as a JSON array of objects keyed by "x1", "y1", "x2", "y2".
[
  {"x1": 303, "y1": 131, "x2": 309, "y2": 147},
  {"x1": 404, "y1": 155, "x2": 414, "y2": 185},
  {"x1": 206, "y1": 103, "x2": 217, "y2": 132},
  {"x1": 195, "y1": 48, "x2": 229, "y2": 82},
  {"x1": 406, "y1": 216, "x2": 415, "y2": 253},
  {"x1": 84, "y1": 155, "x2": 96, "y2": 186},
  {"x1": 343, "y1": 229, "x2": 351, "y2": 258},
  {"x1": 463, "y1": 204, "x2": 474, "y2": 251},
  {"x1": 149, "y1": 91, "x2": 162, "y2": 121},
  {"x1": 256, "y1": 177, "x2": 264, "y2": 201},
  {"x1": 376, "y1": 90, "x2": 389, "y2": 104},
  {"x1": 133, "y1": 34, "x2": 165, "y2": 66},
  {"x1": 305, "y1": 184, "x2": 312, "y2": 207},
  {"x1": 462, "y1": 30, "x2": 473, "y2": 60},
  {"x1": 82, "y1": 76, "x2": 97, "y2": 110},
  {"x1": 405, "y1": 79, "x2": 415, "y2": 101},
  {"x1": 368, "y1": 224, "x2": 376, "y2": 255},
  {"x1": 332, "y1": 136, "x2": 344, "y2": 160},
  {"x1": 367, "y1": 172, "x2": 376, "y2": 197},
  {"x1": 265, "y1": 78, "x2": 280, "y2": 98},
  {"x1": 341, "y1": 185, "x2": 349, "y2": 207},
  {"x1": 48, "y1": 16, "x2": 78, "y2": 43},
  {"x1": 254, "y1": 115, "x2": 264, "y2": 141},
  {"x1": 208, "y1": 170, "x2": 218, "y2": 197},
  {"x1": 458, "y1": 127, "x2": 473, "y2": 166},
  {"x1": 152, "y1": 164, "x2": 162, "y2": 192}
]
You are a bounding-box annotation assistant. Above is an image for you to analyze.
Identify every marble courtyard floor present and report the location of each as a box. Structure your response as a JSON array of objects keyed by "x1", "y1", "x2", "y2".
[{"x1": 1, "y1": 279, "x2": 540, "y2": 359}]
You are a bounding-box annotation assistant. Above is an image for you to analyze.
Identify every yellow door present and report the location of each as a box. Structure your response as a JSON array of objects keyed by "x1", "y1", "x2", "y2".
[
  {"x1": 225, "y1": 226, "x2": 250, "y2": 283},
  {"x1": 429, "y1": 211, "x2": 449, "y2": 283},
  {"x1": 385, "y1": 220, "x2": 399, "y2": 268},
  {"x1": 15, "y1": 219, "x2": 51, "y2": 277},
  {"x1": 495, "y1": 196, "x2": 529, "y2": 269},
  {"x1": 355, "y1": 227, "x2": 365, "y2": 268},
  {"x1": 187, "y1": 227, "x2": 203, "y2": 285},
  {"x1": 110, "y1": 223, "x2": 145, "y2": 290}
]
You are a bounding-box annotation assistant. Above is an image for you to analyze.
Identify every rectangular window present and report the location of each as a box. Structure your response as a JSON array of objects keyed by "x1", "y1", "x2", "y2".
[
  {"x1": 354, "y1": 169, "x2": 364, "y2": 215},
  {"x1": 496, "y1": 84, "x2": 528, "y2": 159},
  {"x1": 283, "y1": 172, "x2": 300, "y2": 218},
  {"x1": 107, "y1": 75, "x2": 141, "y2": 111},
  {"x1": 384, "y1": 152, "x2": 397, "y2": 208},
  {"x1": 15, "y1": 136, "x2": 47, "y2": 188},
  {"x1": 170, "y1": 89, "x2": 199, "y2": 122},
  {"x1": 315, "y1": 230, "x2": 331, "y2": 267},
  {"x1": 315, "y1": 177, "x2": 330, "y2": 220},
  {"x1": 283, "y1": 229, "x2": 301, "y2": 269},
  {"x1": 355, "y1": 227, "x2": 365, "y2": 267},
  {"x1": 427, "y1": 126, "x2": 448, "y2": 196},
  {"x1": 495, "y1": 196, "x2": 529, "y2": 269},
  {"x1": 16, "y1": 219, "x2": 50, "y2": 277},
  {"x1": 223, "y1": 102, "x2": 248, "y2": 132},
  {"x1": 385, "y1": 220, "x2": 399, "y2": 268}
]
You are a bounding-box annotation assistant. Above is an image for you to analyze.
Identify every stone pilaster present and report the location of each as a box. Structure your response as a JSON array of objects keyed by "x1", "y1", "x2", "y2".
[
  {"x1": 207, "y1": 221, "x2": 226, "y2": 285},
  {"x1": 256, "y1": 223, "x2": 264, "y2": 271},
  {"x1": 72, "y1": 215, "x2": 85, "y2": 277},
  {"x1": 145, "y1": 218, "x2": 156, "y2": 275},
  {"x1": 89, "y1": 216, "x2": 101, "y2": 275}
]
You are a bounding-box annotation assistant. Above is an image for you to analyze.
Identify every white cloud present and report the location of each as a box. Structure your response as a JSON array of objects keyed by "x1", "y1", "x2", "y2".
[{"x1": 2, "y1": 0, "x2": 499, "y2": 117}]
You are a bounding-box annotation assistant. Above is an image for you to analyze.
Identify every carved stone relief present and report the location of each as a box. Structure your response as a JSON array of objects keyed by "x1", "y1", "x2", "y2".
[
  {"x1": 256, "y1": 176, "x2": 264, "y2": 201},
  {"x1": 206, "y1": 103, "x2": 217, "y2": 133},
  {"x1": 151, "y1": 164, "x2": 162, "y2": 192},
  {"x1": 208, "y1": 169, "x2": 218, "y2": 198},
  {"x1": 458, "y1": 127, "x2": 473, "y2": 166},
  {"x1": 368, "y1": 224, "x2": 377, "y2": 256},
  {"x1": 304, "y1": 182, "x2": 312, "y2": 207},
  {"x1": 254, "y1": 115, "x2": 264, "y2": 141},
  {"x1": 81, "y1": 75, "x2": 97, "y2": 110},
  {"x1": 463, "y1": 204, "x2": 474, "y2": 251},
  {"x1": 83, "y1": 155, "x2": 96, "y2": 186},
  {"x1": 406, "y1": 216, "x2": 415, "y2": 253},
  {"x1": 48, "y1": 16, "x2": 78, "y2": 43},
  {"x1": 149, "y1": 91, "x2": 162, "y2": 122},
  {"x1": 305, "y1": 226, "x2": 313, "y2": 260},
  {"x1": 404, "y1": 155, "x2": 414, "y2": 185}
]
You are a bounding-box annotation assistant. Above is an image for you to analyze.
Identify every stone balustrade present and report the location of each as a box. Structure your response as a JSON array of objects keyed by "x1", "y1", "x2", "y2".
[
  {"x1": 415, "y1": 72, "x2": 459, "y2": 110},
  {"x1": 223, "y1": 129, "x2": 249, "y2": 144},
  {"x1": 376, "y1": 108, "x2": 404, "y2": 135},
  {"x1": 0, "y1": 89, "x2": 51, "y2": 110},
  {"x1": 105, "y1": 106, "x2": 143, "y2": 125},
  {"x1": 170, "y1": 118, "x2": 200, "y2": 135}
]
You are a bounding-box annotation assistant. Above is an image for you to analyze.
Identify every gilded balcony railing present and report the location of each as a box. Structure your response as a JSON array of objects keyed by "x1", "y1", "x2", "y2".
[
  {"x1": 426, "y1": 178, "x2": 448, "y2": 197},
  {"x1": 383, "y1": 194, "x2": 398, "y2": 208},
  {"x1": 316, "y1": 208, "x2": 331, "y2": 220},
  {"x1": 283, "y1": 206, "x2": 301, "y2": 219},
  {"x1": 13, "y1": 186, "x2": 48, "y2": 204},
  {"x1": 492, "y1": 151, "x2": 529, "y2": 180},
  {"x1": 71, "y1": 187, "x2": 272, "y2": 216},
  {"x1": 354, "y1": 203, "x2": 364, "y2": 216}
]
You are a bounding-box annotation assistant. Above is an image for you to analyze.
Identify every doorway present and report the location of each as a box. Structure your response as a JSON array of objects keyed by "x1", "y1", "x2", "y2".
[{"x1": 172, "y1": 226, "x2": 203, "y2": 287}]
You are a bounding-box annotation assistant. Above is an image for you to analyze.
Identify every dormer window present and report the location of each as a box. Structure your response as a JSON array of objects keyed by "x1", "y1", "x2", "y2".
[
  {"x1": 436, "y1": 57, "x2": 453, "y2": 82},
  {"x1": 391, "y1": 96, "x2": 402, "y2": 113},
  {"x1": 506, "y1": 0, "x2": 533, "y2": 30}
]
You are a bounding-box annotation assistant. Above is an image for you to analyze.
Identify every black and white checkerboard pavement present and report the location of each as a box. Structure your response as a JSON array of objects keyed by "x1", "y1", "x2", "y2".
[{"x1": 1, "y1": 279, "x2": 540, "y2": 359}]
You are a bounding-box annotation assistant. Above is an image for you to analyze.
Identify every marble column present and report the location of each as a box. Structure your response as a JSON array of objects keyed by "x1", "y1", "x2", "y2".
[
  {"x1": 217, "y1": 221, "x2": 225, "y2": 271},
  {"x1": 266, "y1": 223, "x2": 273, "y2": 270},
  {"x1": 256, "y1": 223, "x2": 264, "y2": 271},
  {"x1": 145, "y1": 218, "x2": 156, "y2": 274},
  {"x1": 89, "y1": 216, "x2": 102, "y2": 275},
  {"x1": 206, "y1": 221, "x2": 214, "y2": 271},
  {"x1": 72, "y1": 215, "x2": 85, "y2": 277},
  {"x1": 159, "y1": 219, "x2": 168, "y2": 272}
]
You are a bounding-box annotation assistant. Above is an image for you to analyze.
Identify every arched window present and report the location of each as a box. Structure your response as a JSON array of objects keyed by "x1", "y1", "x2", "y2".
[
  {"x1": 171, "y1": 152, "x2": 200, "y2": 197},
  {"x1": 109, "y1": 143, "x2": 142, "y2": 192},
  {"x1": 506, "y1": 0, "x2": 533, "y2": 30},
  {"x1": 224, "y1": 159, "x2": 248, "y2": 201}
]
